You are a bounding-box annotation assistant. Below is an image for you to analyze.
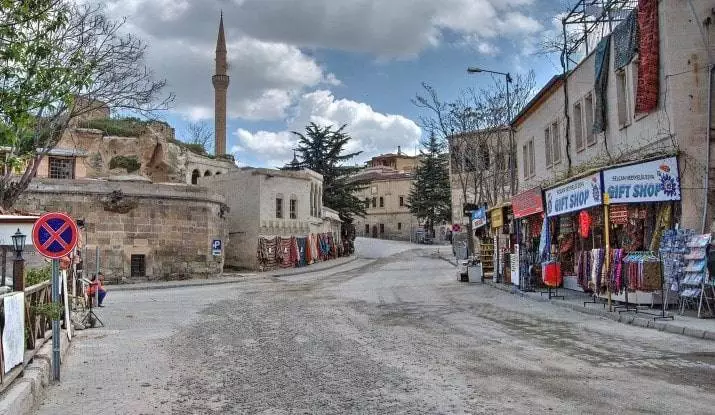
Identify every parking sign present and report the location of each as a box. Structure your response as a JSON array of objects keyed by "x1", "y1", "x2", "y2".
[{"x1": 212, "y1": 239, "x2": 222, "y2": 256}]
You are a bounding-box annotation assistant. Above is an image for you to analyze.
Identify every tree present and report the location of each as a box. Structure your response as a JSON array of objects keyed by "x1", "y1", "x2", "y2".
[
  {"x1": 413, "y1": 72, "x2": 535, "y2": 254},
  {"x1": 184, "y1": 121, "x2": 213, "y2": 155},
  {"x1": 291, "y1": 122, "x2": 367, "y2": 223},
  {"x1": 0, "y1": 1, "x2": 173, "y2": 209},
  {"x1": 407, "y1": 134, "x2": 451, "y2": 237}
]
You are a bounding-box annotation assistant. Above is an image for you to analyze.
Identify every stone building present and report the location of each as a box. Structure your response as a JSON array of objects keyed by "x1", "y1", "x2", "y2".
[
  {"x1": 203, "y1": 167, "x2": 336, "y2": 270},
  {"x1": 352, "y1": 152, "x2": 420, "y2": 241},
  {"x1": 514, "y1": 0, "x2": 715, "y2": 232}
]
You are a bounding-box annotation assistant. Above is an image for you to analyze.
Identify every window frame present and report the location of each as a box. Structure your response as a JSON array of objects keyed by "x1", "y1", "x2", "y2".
[
  {"x1": 275, "y1": 197, "x2": 284, "y2": 219},
  {"x1": 584, "y1": 92, "x2": 596, "y2": 146},
  {"x1": 289, "y1": 198, "x2": 297, "y2": 219},
  {"x1": 48, "y1": 156, "x2": 75, "y2": 179}
]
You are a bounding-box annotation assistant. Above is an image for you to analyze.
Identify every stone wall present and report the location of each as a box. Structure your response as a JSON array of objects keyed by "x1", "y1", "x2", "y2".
[{"x1": 14, "y1": 179, "x2": 227, "y2": 281}]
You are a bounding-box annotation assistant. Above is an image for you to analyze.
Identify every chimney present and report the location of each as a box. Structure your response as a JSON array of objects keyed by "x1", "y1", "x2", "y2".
[{"x1": 397, "y1": 145, "x2": 401, "y2": 155}]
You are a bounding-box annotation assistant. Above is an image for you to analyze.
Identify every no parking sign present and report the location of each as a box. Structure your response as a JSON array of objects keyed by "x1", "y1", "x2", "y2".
[{"x1": 32, "y1": 212, "x2": 79, "y2": 258}]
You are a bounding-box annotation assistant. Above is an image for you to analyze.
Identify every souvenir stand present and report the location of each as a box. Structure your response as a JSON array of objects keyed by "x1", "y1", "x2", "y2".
[
  {"x1": 543, "y1": 173, "x2": 604, "y2": 299},
  {"x1": 489, "y1": 205, "x2": 509, "y2": 283},
  {"x1": 679, "y1": 233, "x2": 713, "y2": 318},
  {"x1": 597, "y1": 157, "x2": 681, "y2": 317},
  {"x1": 510, "y1": 187, "x2": 545, "y2": 292}
]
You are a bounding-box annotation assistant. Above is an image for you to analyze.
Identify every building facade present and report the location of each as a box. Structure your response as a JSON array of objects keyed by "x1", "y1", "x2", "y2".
[
  {"x1": 352, "y1": 152, "x2": 420, "y2": 241},
  {"x1": 514, "y1": 0, "x2": 714, "y2": 232},
  {"x1": 203, "y1": 167, "x2": 332, "y2": 270}
]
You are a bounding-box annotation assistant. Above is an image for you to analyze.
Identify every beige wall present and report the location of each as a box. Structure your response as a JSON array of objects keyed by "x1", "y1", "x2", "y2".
[
  {"x1": 15, "y1": 179, "x2": 227, "y2": 280},
  {"x1": 204, "y1": 168, "x2": 325, "y2": 270},
  {"x1": 353, "y1": 177, "x2": 417, "y2": 240},
  {"x1": 515, "y1": 0, "x2": 715, "y2": 231}
]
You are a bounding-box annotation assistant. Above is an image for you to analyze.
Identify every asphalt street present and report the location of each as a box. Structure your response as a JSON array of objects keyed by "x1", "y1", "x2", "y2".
[{"x1": 35, "y1": 238, "x2": 715, "y2": 414}]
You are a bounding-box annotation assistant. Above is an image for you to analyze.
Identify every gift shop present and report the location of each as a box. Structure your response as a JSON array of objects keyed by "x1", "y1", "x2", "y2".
[{"x1": 510, "y1": 187, "x2": 545, "y2": 291}]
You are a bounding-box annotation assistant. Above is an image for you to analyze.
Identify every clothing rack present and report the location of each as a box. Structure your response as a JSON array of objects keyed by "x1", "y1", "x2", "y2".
[{"x1": 615, "y1": 251, "x2": 673, "y2": 320}]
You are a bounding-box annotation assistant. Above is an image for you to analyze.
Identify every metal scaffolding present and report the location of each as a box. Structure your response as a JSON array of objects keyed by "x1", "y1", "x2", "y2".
[{"x1": 561, "y1": 0, "x2": 638, "y2": 69}]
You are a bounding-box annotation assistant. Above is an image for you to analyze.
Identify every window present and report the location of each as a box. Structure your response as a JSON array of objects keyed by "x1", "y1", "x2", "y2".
[
  {"x1": 574, "y1": 101, "x2": 584, "y2": 151},
  {"x1": 399, "y1": 196, "x2": 404, "y2": 207},
  {"x1": 616, "y1": 69, "x2": 630, "y2": 128},
  {"x1": 522, "y1": 138, "x2": 536, "y2": 179},
  {"x1": 290, "y1": 199, "x2": 297, "y2": 219},
  {"x1": 204, "y1": 170, "x2": 212, "y2": 177},
  {"x1": 364, "y1": 198, "x2": 370, "y2": 208},
  {"x1": 398, "y1": 222, "x2": 402, "y2": 230},
  {"x1": 584, "y1": 93, "x2": 595, "y2": 145},
  {"x1": 372, "y1": 197, "x2": 377, "y2": 208},
  {"x1": 191, "y1": 169, "x2": 200, "y2": 185},
  {"x1": 379, "y1": 197, "x2": 384, "y2": 207},
  {"x1": 130, "y1": 255, "x2": 146, "y2": 277},
  {"x1": 379, "y1": 224, "x2": 385, "y2": 234},
  {"x1": 551, "y1": 121, "x2": 561, "y2": 164},
  {"x1": 528, "y1": 139, "x2": 535, "y2": 176},
  {"x1": 275, "y1": 197, "x2": 283, "y2": 219},
  {"x1": 48, "y1": 157, "x2": 74, "y2": 179},
  {"x1": 365, "y1": 224, "x2": 370, "y2": 235},
  {"x1": 545, "y1": 122, "x2": 561, "y2": 168}
]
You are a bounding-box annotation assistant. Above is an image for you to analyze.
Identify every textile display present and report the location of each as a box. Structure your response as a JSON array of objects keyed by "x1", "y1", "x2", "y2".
[
  {"x1": 623, "y1": 252, "x2": 662, "y2": 291},
  {"x1": 590, "y1": 248, "x2": 606, "y2": 293},
  {"x1": 621, "y1": 215, "x2": 644, "y2": 252},
  {"x1": 306, "y1": 235, "x2": 314, "y2": 265},
  {"x1": 649, "y1": 204, "x2": 672, "y2": 253},
  {"x1": 3, "y1": 292, "x2": 25, "y2": 374},
  {"x1": 257, "y1": 237, "x2": 279, "y2": 271},
  {"x1": 660, "y1": 229, "x2": 692, "y2": 292},
  {"x1": 577, "y1": 251, "x2": 593, "y2": 292},
  {"x1": 609, "y1": 249, "x2": 625, "y2": 294},
  {"x1": 278, "y1": 237, "x2": 296, "y2": 268},
  {"x1": 542, "y1": 261, "x2": 562, "y2": 287},
  {"x1": 530, "y1": 217, "x2": 542, "y2": 238},
  {"x1": 594, "y1": 35, "x2": 611, "y2": 133},
  {"x1": 538, "y1": 216, "x2": 551, "y2": 261},
  {"x1": 312, "y1": 234, "x2": 320, "y2": 263},
  {"x1": 579, "y1": 210, "x2": 592, "y2": 239},
  {"x1": 636, "y1": 0, "x2": 660, "y2": 114},
  {"x1": 559, "y1": 215, "x2": 574, "y2": 235},
  {"x1": 613, "y1": 10, "x2": 638, "y2": 70},
  {"x1": 296, "y1": 237, "x2": 308, "y2": 267},
  {"x1": 610, "y1": 205, "x2": 629, "y2": 225}
]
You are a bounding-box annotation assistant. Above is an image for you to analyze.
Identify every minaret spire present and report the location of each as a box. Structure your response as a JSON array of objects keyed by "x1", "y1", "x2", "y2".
[{"x1": 212, "y1": 11, "x2": 229, "y2": 156}]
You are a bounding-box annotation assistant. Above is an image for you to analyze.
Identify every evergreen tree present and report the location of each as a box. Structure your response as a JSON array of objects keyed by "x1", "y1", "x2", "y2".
[
  {"x1": 407, "y1": 134, "x2": 452, "y2": 236},
  {"x1": 291, "y1": 123, "x2": 367, "y2": 223}
]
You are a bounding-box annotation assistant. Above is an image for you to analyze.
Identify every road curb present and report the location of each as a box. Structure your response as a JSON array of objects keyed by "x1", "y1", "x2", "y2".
[
  {"x1": 108, "y1": 256, "x2": 359, "y2": 292},
  {"x1": 0, "y1": 330, "x2": 72, "y2": 415},
  {"x1": 481, "y1": 273, "x2": 715, "y2": 342},
  {"x1": 269, "y1": 256, "x2": 359, "y2": 277}
]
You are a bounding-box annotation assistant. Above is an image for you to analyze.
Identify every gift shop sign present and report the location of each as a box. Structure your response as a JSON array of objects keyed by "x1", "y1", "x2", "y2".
[
  {"x1": 602, "y1": 157, "x2": 681, "y2": 203},
  {"x1": 545, "y1": 173, "x2": 602, "y2": 217}
]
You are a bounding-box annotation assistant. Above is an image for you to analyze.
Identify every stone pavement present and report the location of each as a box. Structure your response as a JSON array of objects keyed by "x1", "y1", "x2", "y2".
[{"x1": 33, "y1": 240, "x2": 715, "y2": 414}]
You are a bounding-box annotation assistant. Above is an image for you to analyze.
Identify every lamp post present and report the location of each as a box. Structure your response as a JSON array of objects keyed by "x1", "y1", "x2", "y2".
[
  {"x1": 11, "y1": 228, "x2": 26, "y2": 292},
  {"x1": 467, "y1": 67, "x2": 515, "y2": 196}
]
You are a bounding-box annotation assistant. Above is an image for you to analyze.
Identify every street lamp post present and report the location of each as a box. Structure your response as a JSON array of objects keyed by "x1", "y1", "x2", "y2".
[
  {"x1": 11, "y1": 228, "x2": 26, "y2": 292},
  {"x1": 467, "y1": 67, "x2": 515, "y2": 196}
]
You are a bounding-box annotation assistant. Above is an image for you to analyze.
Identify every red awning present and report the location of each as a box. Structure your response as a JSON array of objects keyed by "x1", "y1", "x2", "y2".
[{"x1": 511, "y1": 187, "x2": 544, "y2": 218}]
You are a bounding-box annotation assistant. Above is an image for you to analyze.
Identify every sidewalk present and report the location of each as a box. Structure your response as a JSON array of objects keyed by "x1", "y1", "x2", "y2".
[
  {"x1": 435, "y1": 251, "x2": 715, "y2": 341},
  {"x1": 109, "y1": 255, "x2": 358, "y2": 292}
]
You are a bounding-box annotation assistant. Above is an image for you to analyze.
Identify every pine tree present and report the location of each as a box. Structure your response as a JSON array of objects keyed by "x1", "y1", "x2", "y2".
[
  {"x1": 407, "y1": 134, "x2": 452, "y2": 236},
  {"x1": 291, "y1": 123, "x2": 367, "y2": 223}
]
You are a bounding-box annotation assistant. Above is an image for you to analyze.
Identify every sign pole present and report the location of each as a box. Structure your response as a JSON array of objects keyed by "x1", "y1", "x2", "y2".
[
  {"x1": 604, "y1": 193, "x2": 612, "y2": 312},
  {"x1": 51, "y1": 258, "x2": 61, "y2": 381}
]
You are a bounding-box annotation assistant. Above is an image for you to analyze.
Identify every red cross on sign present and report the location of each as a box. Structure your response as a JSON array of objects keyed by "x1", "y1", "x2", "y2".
[{"x1": 32, "y1": 212, "x2": 79, "y2": 259}]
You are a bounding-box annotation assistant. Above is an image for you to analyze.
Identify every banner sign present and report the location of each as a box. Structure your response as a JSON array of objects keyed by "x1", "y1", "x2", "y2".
[
  {"x1": 471, "y1": 208, "x2": 486, "y2": 229},
  {"x1": 545, "y1": 173, "x2": 602, "y2": 217},
  {"x1": 602, "y1": 157, "x2": 681, "y2": 203},
  {"x1": 511, "y1": 187, "x2": 544, "y2": 218},
  {"x1": 490, "y1": 208, "x2": 504, "y2": 228}
]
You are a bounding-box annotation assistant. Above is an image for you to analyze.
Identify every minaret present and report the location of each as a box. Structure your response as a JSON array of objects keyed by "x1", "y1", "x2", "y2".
[{"x1": 212, "y1": 12, "x2": 229, "y2": 156}]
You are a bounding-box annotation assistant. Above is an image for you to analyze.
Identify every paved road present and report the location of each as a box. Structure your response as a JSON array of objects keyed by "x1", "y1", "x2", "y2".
[{"x1": 36, "y1": 238, "x2": 715, "y2": 414}]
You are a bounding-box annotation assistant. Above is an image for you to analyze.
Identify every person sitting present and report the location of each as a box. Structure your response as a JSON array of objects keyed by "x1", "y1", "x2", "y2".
[{"x1": 87, "y1": 273, "x2": 107, "y2": 307}]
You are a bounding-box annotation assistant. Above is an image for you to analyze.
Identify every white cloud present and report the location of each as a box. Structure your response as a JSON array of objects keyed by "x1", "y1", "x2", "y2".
[{"x1": 234, "y1": 90, "x2": 422, "y2": 167}]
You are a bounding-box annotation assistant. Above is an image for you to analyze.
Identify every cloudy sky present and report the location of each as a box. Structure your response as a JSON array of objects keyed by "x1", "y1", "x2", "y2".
[{"x1": 102, "y1": 0, "x2": 570, "y2": 167}]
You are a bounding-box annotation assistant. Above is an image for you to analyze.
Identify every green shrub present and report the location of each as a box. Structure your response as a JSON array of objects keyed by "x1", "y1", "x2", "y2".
[
  {"x1": 109, "y1": 155, "x2": 141, "y2": 173},
  {"x1": 26, "y1": 266, "x2": 51, "y2": 286},
  {"x1": 79, "y1": 117, "x2": 149, "y2": 137}
]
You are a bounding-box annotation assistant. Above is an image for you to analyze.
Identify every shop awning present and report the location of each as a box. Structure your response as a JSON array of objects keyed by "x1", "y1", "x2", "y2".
[{"x1": 511, "y1": 187, "x2": 543, "y2": 218}]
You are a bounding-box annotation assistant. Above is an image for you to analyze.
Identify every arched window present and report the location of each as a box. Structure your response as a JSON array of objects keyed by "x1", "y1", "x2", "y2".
[
  {"x1": 204, "y1": 170, "x2": 212, "y2": 177},
  {"x1": 191, "y1": 169, "x2": 200, "y2": 185}
]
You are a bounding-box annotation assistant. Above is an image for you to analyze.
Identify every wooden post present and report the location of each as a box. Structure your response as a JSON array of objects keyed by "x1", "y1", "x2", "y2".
[{"x1": 604, "y1": 193, "x2": 612, "y2": 311}]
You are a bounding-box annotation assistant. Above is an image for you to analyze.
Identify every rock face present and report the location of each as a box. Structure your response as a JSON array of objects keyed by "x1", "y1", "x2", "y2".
[{"x1": 61, "y1": 120, "x2": 234, "y2": 184}]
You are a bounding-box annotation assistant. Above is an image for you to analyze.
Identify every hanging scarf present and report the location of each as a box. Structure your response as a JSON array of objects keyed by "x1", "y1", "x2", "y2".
[{"x1": 538, "y1": 216, "x2": 550, "y2": 261}]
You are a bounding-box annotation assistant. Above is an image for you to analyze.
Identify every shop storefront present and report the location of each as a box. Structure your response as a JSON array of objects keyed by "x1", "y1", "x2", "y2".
[
  {"x1": 543, "y1": 172, "x2": 604, "y2": 294},
  {"x1": 488, "y1": 204, "x2": 513, "y2": 283},
  {"x1": 511, "y1": 187, "x2": 545, "y2": 291}
]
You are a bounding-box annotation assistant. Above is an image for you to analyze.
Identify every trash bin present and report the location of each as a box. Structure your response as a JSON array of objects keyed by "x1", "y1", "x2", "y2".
[{"x1": 468, "y1": 262, "x2": 483, "y2": 283}]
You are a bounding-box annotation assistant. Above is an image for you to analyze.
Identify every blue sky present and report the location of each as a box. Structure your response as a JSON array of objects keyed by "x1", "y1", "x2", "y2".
[{"x1": 104, "y1": 0, "x2": 572, "y2": 167}]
